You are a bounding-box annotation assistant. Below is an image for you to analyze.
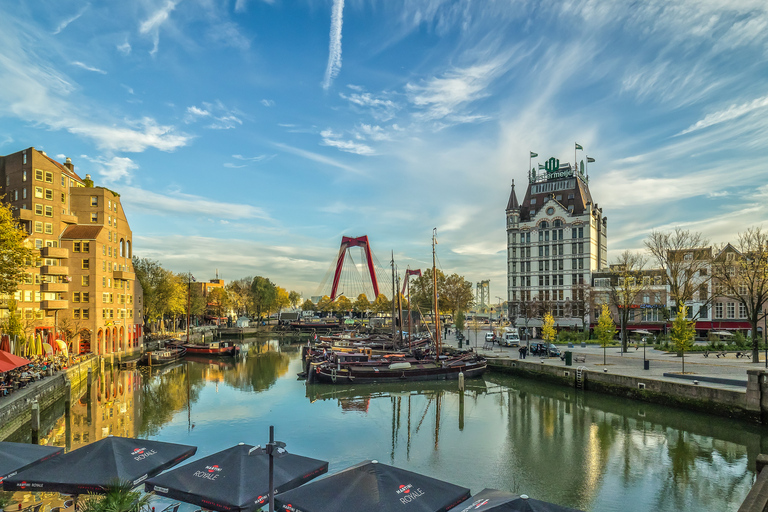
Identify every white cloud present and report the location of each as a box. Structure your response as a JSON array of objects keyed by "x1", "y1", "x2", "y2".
[
  {"x1": 139, "y1": 0, "x2": 180, "y2": 56},
  {"x1": 340, "y1": 91, "x2": 398, "y2": 121},
  {"x1": 69, "y1": 118, "x2": 189, "y2": 152},
  {"x1": 678, "y1": 94, "x2": 768, "y2": 135},
  {"x1": 82, "y1": 155, "x2": 138, "y2": 184},
  {"x1": 185, "y1": 102, "x2": 243, "y2": 129},
  {"x1": 322, "y1": 0, "x2": 344, "y2": 90},
  {"x1": 261, "y1": 99, "x2": 275, "y2": 107},
  {"x1": 272, "y1": 142, "x2": 365, "y2": 176},
  {"x1": 53, "y1": 5, "x2": 89, "y2": 35},
  {"x1": 71, "y1": 61, "x2": 107, "y2": 74},
  {"x1": 233, "y1": 154, "x2": 272, "y2": 162},
  {"x1": 320, "y1": 129, "x2": 375, "y2": 155},
  {"x1": 117, "y1": 41, "x2": 132, "y2": 55},
  {"x1": 121, "y1": 186, "x2": 271, "y2": 220}
]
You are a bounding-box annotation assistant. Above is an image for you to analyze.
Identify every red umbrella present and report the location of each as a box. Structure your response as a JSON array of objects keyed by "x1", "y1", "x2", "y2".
[
  {"x1": 0, "y1": 335, "x2": 9, "y2": 353},
  {"x1": 0, "y1": 350, "x2": 31, "y2": 373}
]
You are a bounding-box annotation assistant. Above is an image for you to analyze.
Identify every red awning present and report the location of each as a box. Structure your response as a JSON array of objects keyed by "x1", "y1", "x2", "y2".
[
  {"x1": 0, "y1": 350, "x2": 31, "y2": 373},
  {"x1": 626, "y1": 325, "x2": 663, "y2": 331},
  {"x1": 695, "y1": 321, "x2": 752, "y2": 329}
]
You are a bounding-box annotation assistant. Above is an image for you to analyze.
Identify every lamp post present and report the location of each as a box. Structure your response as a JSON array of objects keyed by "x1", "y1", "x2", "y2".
[{"x1": 266, "y1": 425, "x2": 286, "y2": 512}]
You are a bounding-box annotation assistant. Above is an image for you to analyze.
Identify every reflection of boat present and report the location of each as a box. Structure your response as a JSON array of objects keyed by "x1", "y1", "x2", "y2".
[
  {"x1": 306, "y1": 378, "x2": 488, "y2": 403},
  {"x1": 311, "y1": 353, "x2": 486, "y2": 384},
  {"x1": 182, "y1": 340, "x2": 239, "y2": 357},
  {"x1": 183, "y1": 353, "x2": 237, "y2": 370},
  {"x1": 141, "y1": 345, "x2": 186, "y2": 366}
]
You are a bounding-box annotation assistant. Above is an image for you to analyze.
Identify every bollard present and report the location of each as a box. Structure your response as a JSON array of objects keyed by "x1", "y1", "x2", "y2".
[
  {"x1": 31, "y1": 400, "x2": 40, "y2": 444},
  {"x1": 87, "y1": 366, "x2": 93, "y2": 396},
  {"x1": 458, "y1": 371, "x2": 465, "y2": 391}
]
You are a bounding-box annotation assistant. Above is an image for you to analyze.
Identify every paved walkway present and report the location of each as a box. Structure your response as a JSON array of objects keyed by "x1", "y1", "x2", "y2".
[{"x1": 442, "y1": 330, "x2": 766, "y2": 392}]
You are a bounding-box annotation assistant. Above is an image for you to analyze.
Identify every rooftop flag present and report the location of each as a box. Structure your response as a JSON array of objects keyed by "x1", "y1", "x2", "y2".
[
  {"x1": 587, "y1": 156, "x2": 595, "y2": 163},
  {"x1": 530, "y1": 151, "x2": 538, "y2": 158},
  {"x1": 575, "y1": 143, "x2": 583, "y2": 150}
]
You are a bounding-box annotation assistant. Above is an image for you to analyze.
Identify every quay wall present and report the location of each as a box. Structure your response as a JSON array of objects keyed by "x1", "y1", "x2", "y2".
[
  {"x1": 0, "y1": 356, "x2": 97, "y2": 441},
  {"x1": 488, "y1": 357, "x2": 757, "y2": 422}
]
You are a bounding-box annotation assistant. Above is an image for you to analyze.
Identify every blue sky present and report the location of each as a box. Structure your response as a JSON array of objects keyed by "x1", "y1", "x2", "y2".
[{"x1": 1, "y1": 0, "x2": 767, "y2": 301}]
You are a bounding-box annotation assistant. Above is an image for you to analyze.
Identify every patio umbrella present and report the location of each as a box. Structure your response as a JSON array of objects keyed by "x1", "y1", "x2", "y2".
[
  {"x1": 446, "y1": 489, "x2": 584, "y2": 512},
  {"x1": 0, "y1": 335, "x2": 9, "y2": 353},
  {"x1": 274, "y1": 460, "x2": 470, "y2": 512},
  {"x1": 0, "y1": 350, "x2": 31, "y2": 373},
  {"x1": 3, "y1": 435, "x2": 197, "y2": 494},
  {"x1": 145, "y1": 443, "x2": 328, "y2": 512},
  {"x1": 55, "y1": 339, "x2": 69, "y2": 356},
  {"x1": 43, "y1": 342, "x2": 54, "y2": 356},
  {"x1": 0, "y1": 442, "x2": 63, "y2": 484}
]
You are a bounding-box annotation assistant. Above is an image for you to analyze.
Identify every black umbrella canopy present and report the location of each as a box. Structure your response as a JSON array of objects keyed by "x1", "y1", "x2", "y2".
[
  {"x1": 274, "y1": 460, "x2": 470, "y2": 512},
  {"x1": 3, "y1": 436, "x2": 196, "y2": 494},
  {"x1": 0, "y1": 442, "x2": 63, "y2": 484},
  {"x1": 144, "y1": 443, "x2": 328, "y2": 512},
  {"x1": 446, "y1": 489, "x2": 584, "y2": 512}
]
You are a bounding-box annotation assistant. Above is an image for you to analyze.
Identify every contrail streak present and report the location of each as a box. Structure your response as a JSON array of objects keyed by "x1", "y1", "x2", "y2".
[{"x1": 322, "y1": 0, "x2": 344, "y2": 90}]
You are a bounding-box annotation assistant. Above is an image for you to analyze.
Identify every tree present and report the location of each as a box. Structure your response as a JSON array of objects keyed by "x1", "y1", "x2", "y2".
[
  {"x1": 353, "y1": 294, "x2": 370, "y2": 316},
  {"x1": 227, "y1": 278, "x2": 254, "y2": 317},
  {"x1": 455, "y1": 310, "x2": 465, "y2": 332},
  {"x1": 288, "y1": 290, "x2": 302, "y2": 310},
  {"x1": 1, "y1": 299, "x2": 25, "y2": 354},
  {"x1": 133, "y1": 258, "x2": 176, "y2": 333},
  {"x1": 316, "y1": 295, "x2": 332, "y2": 314},
  {"x1": 645, "y1": 228, "x2": 711, "y2": 314},
  {"x1": 595, "y1": 303, "x2": 617, "y2": 365},
  {"x1": 710, "y1": 228, "x2": 768, "y2": 362},
  {"x1": 335, "y1": 295, "x2": 353, "y2": 316},
  {"x1": 442, "y1": 273, "x2": 474, "y2": 319},
  {"x1": 275, "y1": 286, "x2": 291, "y2": 313},
  {"x1": 569, "y1": 282, "x2": 591, "y2": 332},
  {"x1": 372, "y1": 293, "x2": 391, "y2": 316},
  {"x1": 207, "y1": 287, "x2": 231, "y2": 319},
  {"x1": 541, "y1": 312, "x2": 556, "y2": 344},
  {"x1": 250, "y1": 276, "x2": 277, "y2": 320},
  {"x1": 608, "y1": 251, "x2": 648, "y2": 352},
  {"x1": 670, "y1": 304, "x2": 696, "y2": 373},
  {"x1": 409, "y1": 268, "x2": 447, "y2": 313},
  {"x1": 0, "y1": 199, "x2": 34, "y2": 295},
  {"x1": 78, "y1": 481, "x2": 152, "y2": 512},
  {"x1": 301, "y1": 299, "x2": 316, "y2": 312},
  {"x1": 57, "y1": 310, "x2": 86, "y2": 353}
]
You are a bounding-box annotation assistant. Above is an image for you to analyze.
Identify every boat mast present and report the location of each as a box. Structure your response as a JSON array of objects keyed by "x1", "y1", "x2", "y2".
[
  {"x1": 432, "y1": 229, "x2": 441, "y2": 358},
  {"x1": 407, "y1": 267, "x2": 412, "y2": 353},
  {"x1": 186, "y1": 272, "x2": 192, "y2": 343},
  {"x1": 391, "y1": 251, "x2": 396, "y2": 348},
  {"x1": 396, "y1": 272, "x2": 403, "y2": 349}
]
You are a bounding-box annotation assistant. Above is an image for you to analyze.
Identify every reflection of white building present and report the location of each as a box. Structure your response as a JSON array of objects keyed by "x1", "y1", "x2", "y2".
[
  {"x1": 235, "y1": 317, "x2": 250, "y2": 328},
  {"x1": 506, "y1": 155, "x2": 608, "y2": 328}
]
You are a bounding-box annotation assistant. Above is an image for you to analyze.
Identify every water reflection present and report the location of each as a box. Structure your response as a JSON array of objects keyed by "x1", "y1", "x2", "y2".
[{"x1": 4, "y1": 341, "x2": 761, "y2": 512}]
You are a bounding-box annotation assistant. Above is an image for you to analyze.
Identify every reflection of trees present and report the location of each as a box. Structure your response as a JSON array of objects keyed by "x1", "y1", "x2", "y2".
[
  {"x1": 138, "y1": 365, "x2": 203, "y2": 437},
  {"x1": 223, "y1": 351, "x2": 290, "y2": 392},
  {"x1": 668, "y1": 430, "x2": 697, "y2": 485}
]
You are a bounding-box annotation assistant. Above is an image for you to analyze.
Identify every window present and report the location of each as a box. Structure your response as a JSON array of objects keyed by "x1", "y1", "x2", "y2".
[
  {"x1": 530, "y1": 198, "x2": 537, "y2": 205},
  {"x1": 90, "y1": 213, "x2": 98, "y2": 223},
  {"x1": 74, "y1": 242, "x2": 81, "y2": 252},
  {"x1": 108, "y1": 215, "x2": 112, "y2": 227},
  {"x1": 579, "y1": 227, "x2": 584, "y2": 238},
  {"x1": 45, "y1": 172, "x2": 53, "y2": 183},
  {"x1": 44, "y1": 223, "x2": 52, "y2": 234},
  {"x1": 73, "y1": 309, "x2": 80, "y2": 319},
  {"x1": 23, "y1": 169, "x2": 27, "y2": 180},
  {"x1": 61, "y1": 193, "x2": 65, "y2": 203},
  {"x1": 82, "y1": 242, "x2": 90, "y2": 252},
  {"x1": 73, "y1": 292, "x2": 80, "y2": 302},
  {"x1": 44, "y1": 205, "x2": 53, "y2": 217},
  {"x1": 727, "y1": 303, "x2": 735, "y2": 319},
  {"x1": 35, "y1": 239, "x2": 43, "y2": 249},
  {"x1": 684, "y1": 253, "x2": 693, "y2": 261},
  {"x1": 82, "y1": 275, "x2": 89, "y2": 286},
  {"x1": 23, "y1": 188, "x2": 27, "y2": 199},
  {"x1": 44, "y1": 189, "x2": 53, "y2": 200},
  {"x1": 740, "y1": 303, "x2": 747, "y2": 318},
  {"x1": 91, "y1": 196, "x2": 98, "y2": 206},
  {"x1": 82, "y1": 292, "x2": 89, "y2": 302},
  {"x1": 82, "y1": 259, "x2": 90, "y2": 270},
  {"x1": 34, "y1": 221, "x2": 43, "y2": 233},
  {"x1": 102, "y1": 245, "x2": 106, "y2": 256},
  {"x1": 82, "y1": 308, "x2": 89, "y2": 319},
  {"x1": 35, "y1": 169, "x2": 43, "y2": 181},
  {"x1": 35, "y1": 203, "x2": 43, "y2": 215}
]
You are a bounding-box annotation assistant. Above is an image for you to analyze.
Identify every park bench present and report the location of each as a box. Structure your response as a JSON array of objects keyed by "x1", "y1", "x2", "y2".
[
  {"x1": 573, "y1": 354, "x2": 586, "y2": 364},
  {"x1": 715, "y1": 351, "x2": 728, "y2": 358}
]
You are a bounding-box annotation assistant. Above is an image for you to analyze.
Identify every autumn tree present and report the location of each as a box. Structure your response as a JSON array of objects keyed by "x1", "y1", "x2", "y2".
[
  {"x1": 335, "y1": 295, "x2": 353, "y2": 316},
  {"x1": 608, "y1": 251, "x2": 648, "y2": 352},
  {"x1": 227, "y1": 278, "x2": 253, "y2": 317},
  {"x1": 275, "y1": 287, "x2": 291, "y2": 313},
  {"x1": 569, "y1": 282, "x2": 591, "y2": 332},
  {"x1": 0, "y1": 199, "x2": 34, "y2": 295},
  {"x1": 409, "y1": 268, "x2": 447, "y2": 313},
  {"x1": 594, "y1": 303, "x2": 617, "y2": 365},
  {"x1": 288, "y1": 291, "x2": 302, "y2": 310},
  {"x1": 372, "y1": 293, "x2": 391, "y2": 316},
  {"x1": 541, "y1": 312, "x2": 556, "y2": 344},
  {"x1": 133, "y1": 257, "x2": 177, "y2": 333},
  {"x1": 353, "y1": 294, "x2": 370, "y2": 316},
  {"x1": 208, "y1": 287, "x2": 231, "y2": 320},
  {"x1": 670, "y1": 304, "x2": 696, "y2": 373},
  {"x1": 442, "y1": 273, "x2": 474, "y2": 320},
  {"x1": 301, "y1": 299, "x2": 316, "y2": 312},
  {"x1": 250, "y1": 276, "x2": 277, "y2": 320},
  {"x1": 711, "y1": 228, "x2": 768, "y2": 362},
  {"x1": 316, "y1": 295, "x2": 332, "y2": 314},
  {"x1": 57, "y1": 310, "x2": 86, "y2": 353}
]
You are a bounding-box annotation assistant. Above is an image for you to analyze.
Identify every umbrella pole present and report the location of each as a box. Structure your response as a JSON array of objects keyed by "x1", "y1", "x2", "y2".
[{"x1": 269, "y1": 425, "x2": 275, "y2": 512}]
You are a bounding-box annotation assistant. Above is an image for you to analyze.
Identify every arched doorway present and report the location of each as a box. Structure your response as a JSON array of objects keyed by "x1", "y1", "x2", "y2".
[
  {"x1": 113, "y1": 327, "x2": 118, "y2": 352},
  {"x1": 119, "y1": 326, "x2": 125, "y2": 352},
  {"x1": 104, "y1": 329, "x2": 110, "y2": 354},
  {"x1": 97, "y1": 329, "x2": 103, "y2": 355}
]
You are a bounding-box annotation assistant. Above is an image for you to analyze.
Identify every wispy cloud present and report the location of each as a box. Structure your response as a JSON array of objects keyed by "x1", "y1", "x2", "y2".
[
  {"x1": 185, "y1": 101, "x2": 243, "y2": 129},
  {"x1": 233, "y1": 154, "x2": 272, "y2": 162},
  {"x1": 69, "y1": 118, "x2": 189, "y2": 152},
  {"x1": 53, "y1": 5, "x2": 89, "y2": 35},
  {"x1": 272, "y1": 142, "x2": 365, "y2": 176},
  {"x1": 340, "y1": 90, "x2": 398, "y2": 121},
  {"x1": 261, "y1": 99, "x2": 275, "y2": 107},
  {"x1": 322, "y1": 0, "x2": 344, "y2": 90},
  {"x1": 81, "y1": 155, "x2": 138, "y2": 184},
  {"x1": 117, "y1": 41, "x2": 131, "y2": 55},
  {"x1": 320, "y1": 129, "x2": 375, "y2": 155},
  {"x1": 678, "y1": 94, "x2": 768, "y2": 136},
  {"x1": 139, "y1": 0, "x2": 180, "y2": 56},
  {"x1": 121, "y1": 186, "x2": 271, "y2": 220},
  {"x1": 71, "y1": 61, "x2": 107, "y2": 74}
]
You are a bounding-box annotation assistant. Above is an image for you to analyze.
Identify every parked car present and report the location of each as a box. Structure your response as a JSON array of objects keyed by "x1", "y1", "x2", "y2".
[
  {"x1": 485, "y1": 332, "x2": 496, "y2": 343},
  {"x1": 530, "y1": 342, "x2": 560, "y2": 357}
]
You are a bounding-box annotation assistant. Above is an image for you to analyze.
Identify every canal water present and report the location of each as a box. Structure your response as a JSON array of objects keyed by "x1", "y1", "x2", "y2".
[{"x1": 7, "y1": 339, "x2": 763, "y2": 512}]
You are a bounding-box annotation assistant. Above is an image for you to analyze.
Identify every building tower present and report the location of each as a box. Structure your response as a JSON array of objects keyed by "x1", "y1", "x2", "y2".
[{"x1": 506, "y1": 155, "x2": 607, "y2": 330}]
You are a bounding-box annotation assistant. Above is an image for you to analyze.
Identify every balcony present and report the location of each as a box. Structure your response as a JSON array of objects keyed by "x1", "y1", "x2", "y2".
[
  {"x1": 41, "y1": 300, "x2": 68, "y2": 310},
  {"x1": 41, "y1": 266, "x2": 68, "y2": 276},
  {"x1": 42, "y1": 282, "x2": 69, "y2": 293},
  {"x1": 113, "y1": 270, "x2": 136, "y2": 281},
  {"x1": 14, "y1": 209, "x2": 33, "y2": 221},
  {"x1": 61, "y1": 213, "x2": 79, "y2": 224},
  {"x1": 41, "y1": 246, "x2": 69, "y2": 259}
]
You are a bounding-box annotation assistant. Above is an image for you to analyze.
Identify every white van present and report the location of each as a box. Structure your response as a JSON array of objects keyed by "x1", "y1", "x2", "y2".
[{"x1": 501, "y1": 328, "x2": 520, "y2": 347}]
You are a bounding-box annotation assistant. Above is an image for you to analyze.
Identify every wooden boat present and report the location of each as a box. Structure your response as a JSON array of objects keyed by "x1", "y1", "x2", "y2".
[
  {"x1": 311, "y1": 353, "x2": 486, "y2": 384},
  {"x1": 141, "y1": 345, "x2": 187, "y2": 366},
  {"x1": 183, "y1": 340, "x2": 239, "y2": 357}
]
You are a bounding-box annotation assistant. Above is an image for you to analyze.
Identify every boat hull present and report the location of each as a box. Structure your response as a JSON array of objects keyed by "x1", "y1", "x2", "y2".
[
  {"x1": 141, "y1": 346, "x2": 186, "y2": 366},
  {"x1": 313, "y1": 360, "x2": 486, "y2": 384},
  {"x1": 182, "y1": 343, "x2": 239, "y2": 356}
]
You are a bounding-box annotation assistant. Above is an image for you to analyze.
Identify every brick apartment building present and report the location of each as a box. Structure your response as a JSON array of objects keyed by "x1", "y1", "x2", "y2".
[{"x1": 0, "y1": 147, "x2": 143, "y2": 356}]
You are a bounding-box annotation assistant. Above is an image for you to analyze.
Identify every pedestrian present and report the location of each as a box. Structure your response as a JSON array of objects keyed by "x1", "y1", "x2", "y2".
[
  {"x1": 518, "y1": 346, "x2": 524, "y2": 359},
  {"x1": 522, "y1": 345, "x2": 527, "y2": 359}
]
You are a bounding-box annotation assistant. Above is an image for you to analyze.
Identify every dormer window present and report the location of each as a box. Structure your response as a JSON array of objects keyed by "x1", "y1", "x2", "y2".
[{"x1": 530, "y1": 198, "x2": 537, "y2": 205}]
